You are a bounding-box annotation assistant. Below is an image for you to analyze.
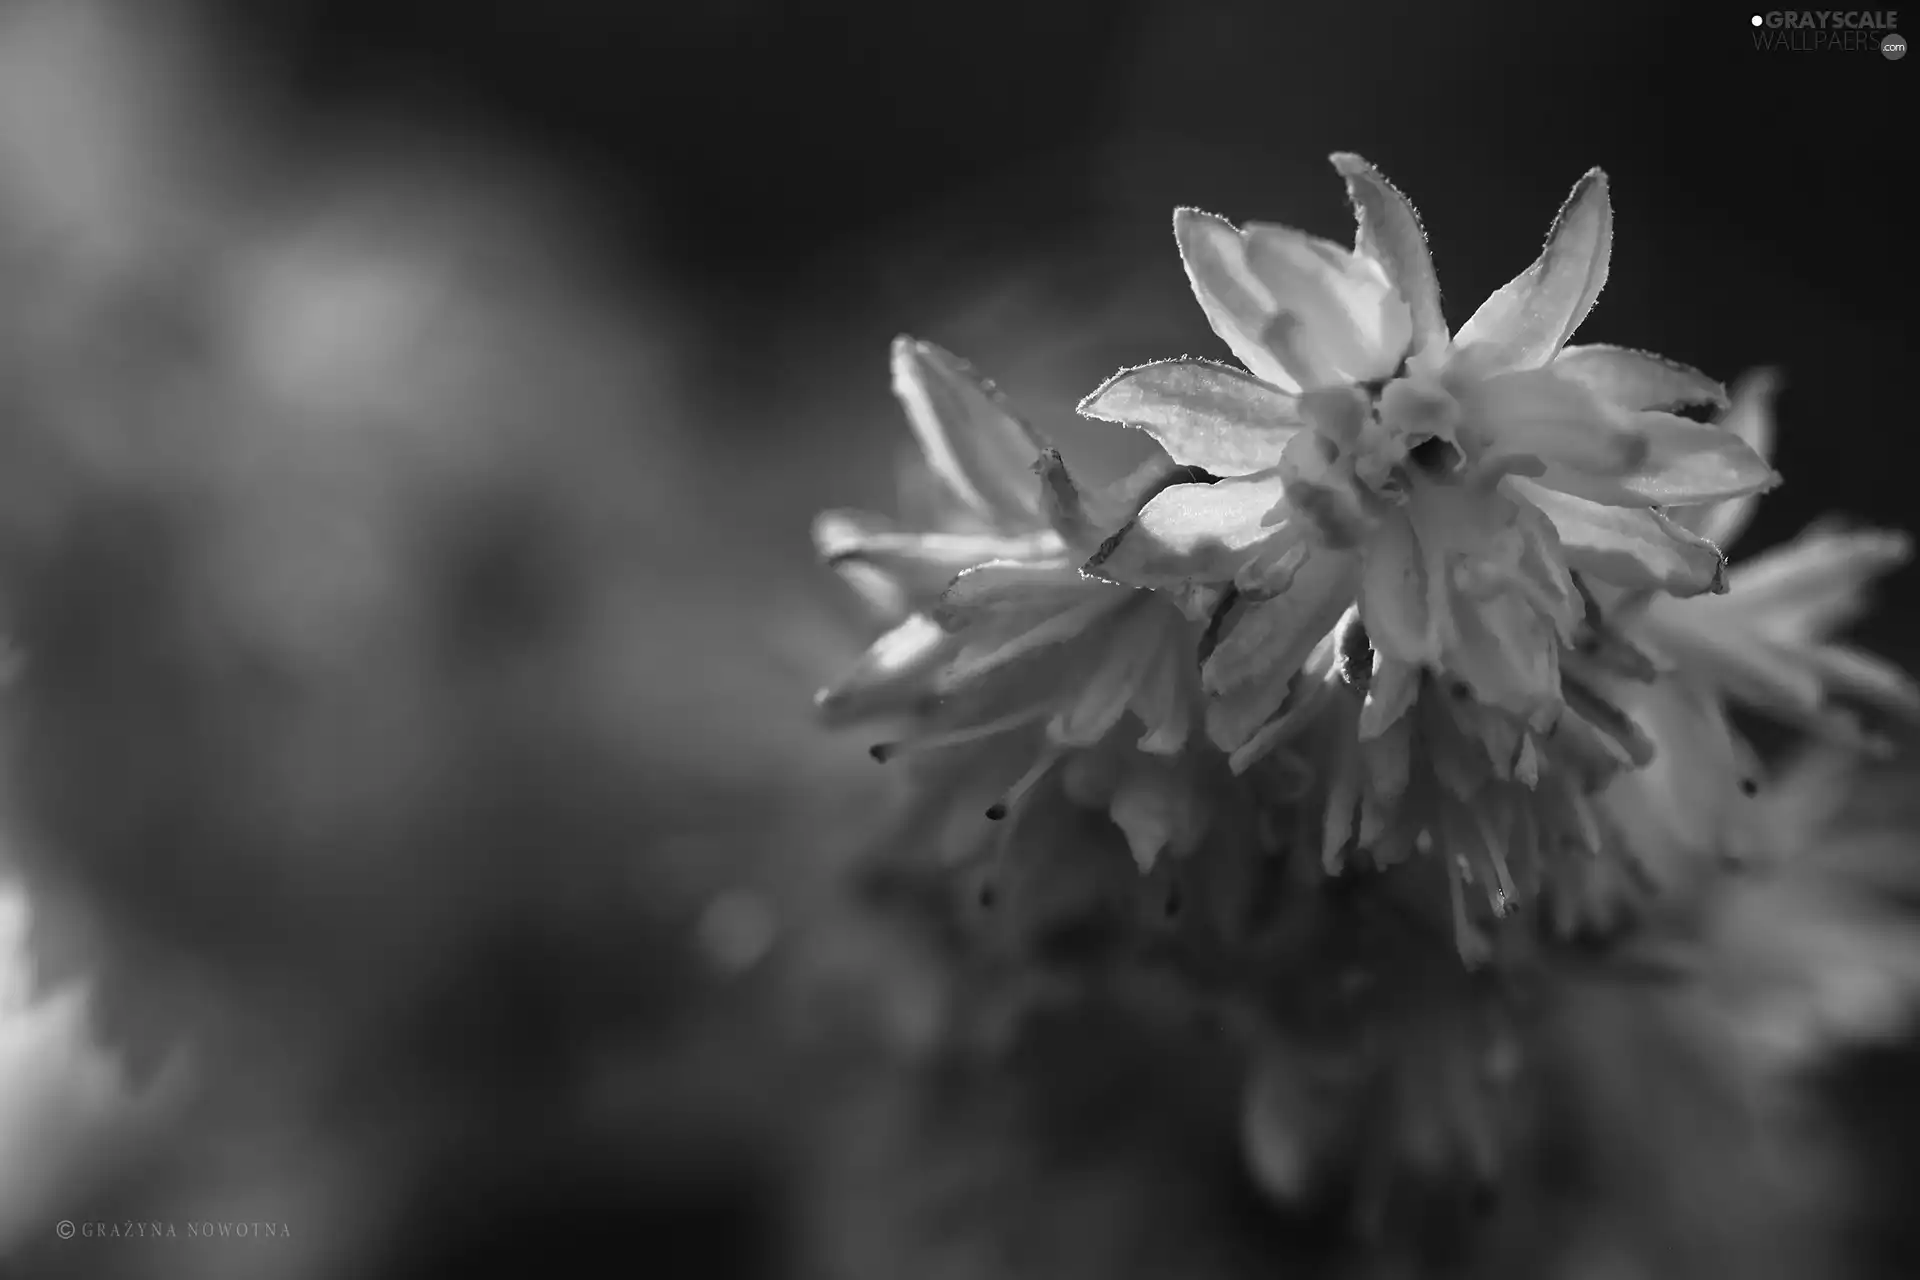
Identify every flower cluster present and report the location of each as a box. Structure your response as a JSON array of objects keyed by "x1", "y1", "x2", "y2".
[
  {"x1": 810, "y1": 154, "x2": 1920, "y2": 1244},
  {"x1": 817, "y1": 153, "x2": 1912, "y2": 959}
]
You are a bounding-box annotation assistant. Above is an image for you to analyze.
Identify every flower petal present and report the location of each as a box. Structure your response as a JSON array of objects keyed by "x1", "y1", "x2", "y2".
[
  {"x1": 1358, "y1": 509, "x2": 1433, "y2": 663},
  {"x1": 1175, "y1": 208, "x2": 1305, "y2": 392},
  {"x1": 1808, "y1": 645, "x2": 1920, "y2": 715},
  {"x1": 1079, "y1": 450, "x2": 1185, "y2": 534},
  {"x1": 1551, "y1": 345, "x2": 1729, "y2": 416},
  {"x1": 1033, "y1": 448, "x2": 1103, "y2": 552},
  {"x1": 1242, "y1": 223, "x2": 1412, "y2": 387},
  {"x1": 1051, "y1": 608, "x2": 1166, "y2": 747},
  {"x1": 814, "y1": 509, "x2": 1065, "y2": 603},
  {"x1": 1130, "y1": 634, "x2": 1195, "y2": 755},
  {"x1": 814, "y1": 614, "x2": 957, "y2": 724},
  {"x1": 1455, "y1": 168, "x2": 1612, "y2": 371},
  {"x1": 1446, "y1": 588, "x2": 1564, "y2": 722},
  {"x1": 1453, "y1": 365, "x2": 1645, "y2": 477},
  {"x1": 933, "y1": 596, "x2": 1117, "y2": 695},
  {"x1": 1084, "y1": 474, "x2": 1296, "y2": 588},
  {"x1": 1460, "y1": 370, "x2": 1778, "y2": 507},
  {"x1": 1509, "y1": 479, "x2": 1728, "y2": 596},
  {"x1": 1077, "y1": 359, "x2": 1303, "y2": 476},
  {"x1": 1202, "y1": 549, "x2": 1361, "y2": 747},
  {"x1": 1724, "y1": 525, "x2": 1911, "y2": 640},
  {"x1": 1676, "y1": 369, "x2": 1780, "y2": 549},
  {"x1": 1111, "y1": 777, "x2": 1176, "y2": 872},
  {"x1": 1331, "y1": 152, "x2": 1448, "y2": 359},
  {"x1": 1602, "y1": 411, "x2": 1780, "y2": 506},
  {"x1": 933, "y1": 557, "x2": 1119, "y2": 630},
  {"x1": 891, "y1": 336, "x2": 1047, "y2": 526}
]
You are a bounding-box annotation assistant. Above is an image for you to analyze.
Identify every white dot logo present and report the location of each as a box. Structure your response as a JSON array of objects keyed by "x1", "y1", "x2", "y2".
[{"x1": 1751, "y1": 13, "x2": 1763, "y2": 24}]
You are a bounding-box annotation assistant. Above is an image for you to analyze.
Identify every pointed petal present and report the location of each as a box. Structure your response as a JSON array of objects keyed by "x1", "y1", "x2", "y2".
[
  {"x1": 1079, "y1": 450, "x2": 1185, "y2": 534},
  {"x1": 1807, "y1": 645, "x2": 1920, "y2": 715},
  {"x1": 1551, "y1": 345, "x2": 1729, "y2": 415},
  {"x1": 1358, "y1": 654, "x2": 1421, "y2": 739},
  {"x1": 1454, "y1": 365, "x2": 1646, "y2": 477},
  {"x1": 1224, "y1": 664, "x2": 1332, "y2": 773},
  {"x1": 815, "y1": 509, "x2": 1065, "y2": 603},
  {"x1": 1175, "y1": 208, "x2": 1305, "y2": 391},
  {"x1": 891, "y1": 336, "x2": 1047, "y2": 525},
  {"x1": 1605, "y1": 411, "x2": 1780, "y2": 506},
  {"x1": 1033, "y1": 448, "x2": 1103, "y2": 551},
  {"x1": 1203, "y1": 549, "x2": 1360, "y2": 741},
  {"x1": 933, "y1": 557, "x2": 1119, "y2": 630},
  {"x1": 1455, "y1": 168, "x2": 1612, "y2": 370},
  {"x1": 1446, "y1": 589, "x2": 1564, "y2": 721},
  {"x1": 1726, "y1": 526, "x2": 1912, "y2": 639},
  {"x1": 1242, "y1": 222, "x2": 1412, "y2": 387},
  {"x1": 1331, "y1": 152, "x2": 1447, "y2": 358},
  {"x1": 1510, "y1": 479, "x2": 1728, "y2": 596},
  {"x1": 1462, "y1": 368, "x2": 1778, "y2": 507},
  {"x1": 1051, "y1": 611, "x2": 1164, "y2": 746},
  {"x1": 1680, "y1": 369, "x2": 1781, "y2": 549},
  {"x1": 1085, "y1": 474, "x2": 1297, "y2": 588},
  {"x1": 933, "y1": 596, "x2": 1115, "y2": 695},
  {"x1": 814, "y1": 614, "x2": 958, "y2": 724},
  {"x1": 1358, "y1": 509, "x2": 1434, "y2": 662},
  {"x1": 1111, "y1": 779, "x2": 1175, "y2": 872},
  {"x1": 1130, "y1": 633, "x2": 1195, "y2": 755},
  {"x1": 893, "y1": 438, "x2": 990, "y2": 534},
  {"x1": 1078, "y1": 359, "x2": 1303, "y2": 476}
]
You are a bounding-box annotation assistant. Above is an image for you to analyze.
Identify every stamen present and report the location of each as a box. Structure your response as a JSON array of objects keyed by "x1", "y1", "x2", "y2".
[
  {"x1": 867, "y1": 704, "x2": 1049, "y2": 762},
  {"x1": 986, "y1": 746, "x2": 1065, "y2": 820}
]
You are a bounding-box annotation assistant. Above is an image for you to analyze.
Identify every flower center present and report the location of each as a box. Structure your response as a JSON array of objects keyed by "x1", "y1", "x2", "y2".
[{"x1": 1298, "y1": 373, "x2": 1467, "y2": 506}]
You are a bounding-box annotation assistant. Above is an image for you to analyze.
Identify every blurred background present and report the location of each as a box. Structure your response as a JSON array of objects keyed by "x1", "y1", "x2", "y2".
[{"x1": 0, "y1": 0, "x2": 1913, "y2": 1277}]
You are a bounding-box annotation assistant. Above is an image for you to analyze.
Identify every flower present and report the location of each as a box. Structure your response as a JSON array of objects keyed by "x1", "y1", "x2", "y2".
[
  {"x1": 1079, "y1": 154, "x2": 1776, "y2": 755},
  {"x1": 1615, "y1": 371, "x2": 1920, "y2": 749},
  {"x1": 1583, "y1": 373, "x2": 1920, "y2": 891},
  {"x1": 813, "y1": 337, "x2": 1221, "y2": 873},
  {"x1": 1242, "y1": 604, "x2": 1665, "y2": 962}
]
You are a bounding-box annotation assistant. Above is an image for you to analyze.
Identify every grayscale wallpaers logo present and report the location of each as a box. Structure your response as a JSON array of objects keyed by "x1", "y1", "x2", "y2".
[{"x1": 1750, "y1": 10, "x2": 1905, "y2": 52}]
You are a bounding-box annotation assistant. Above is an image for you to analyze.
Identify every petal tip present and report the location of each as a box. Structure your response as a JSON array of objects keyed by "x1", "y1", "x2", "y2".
[{"x1": 1173, "y1": 206, "x2": 1237, "y2": 241}]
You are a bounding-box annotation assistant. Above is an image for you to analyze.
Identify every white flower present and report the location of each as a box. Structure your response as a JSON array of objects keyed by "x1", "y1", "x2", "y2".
[
  {"x1": 1620, "y1": 375, "x2": 1920, "y2": 747},
  {"x1": 1577, "y1": 372, "x2": 1920, "y2": 897},
  {"x1": 1079, "y1": 155, "x2": 1776, "y2": 755},
  {"x1": 1248, "y1": 606, "x2": 1665, "y2": 963},
  {"x1": 813, "y1": 337, "x2": 1217, "y2": 872}
]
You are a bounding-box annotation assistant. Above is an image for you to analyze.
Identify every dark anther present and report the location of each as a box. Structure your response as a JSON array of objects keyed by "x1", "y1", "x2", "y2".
[
  {"x1": 1164, "y1": 886, "x2": 1184, "y2": 919},
  {"x1": 1739, "y1": 777, "x2": 1759, "y2": 797},
  {"x1": 1449, "y1": 681, "x2": 1473, "y2": 701},
  {"x1": 1406, "y1": 436, "x2": 1462, "y2": 475},
  {"x1": 978, "y1": 881, "x2": 999, "y2": 909},
  {"x1": 1336, "y1": 611, "x2": 1374, "y2": 693}
]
